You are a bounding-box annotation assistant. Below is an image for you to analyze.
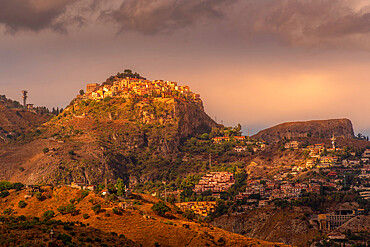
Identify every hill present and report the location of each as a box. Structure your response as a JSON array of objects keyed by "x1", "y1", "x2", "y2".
[
  {"x1": 0, "y1": 186, "x2": 290, "y2": 247},
  {"x1": 0, "y1": 72, "x2": 219, "y2": 185},
  {"x1": 252, "y1": 119, "x2": 355, "y2": 143},
  {"x1": 0, "y1": 95, "x2": 51, "y2": 144}
]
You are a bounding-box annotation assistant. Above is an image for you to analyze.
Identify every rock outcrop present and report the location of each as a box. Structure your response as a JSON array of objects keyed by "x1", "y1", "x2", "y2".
[{"x1": 252, "y1": 118, "x2": 354, "y2": 143}]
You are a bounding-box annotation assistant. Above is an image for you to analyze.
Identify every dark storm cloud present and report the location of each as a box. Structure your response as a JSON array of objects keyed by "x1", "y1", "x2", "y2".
[
  {"x1": 101, "y1": 0, "x2": 370, "y2": 48},
  {"x1": 103, "y1": 0, "x2": 235, "y2": 34},
  {"x1": 0, "y1": 0, "x2": 77, "y2": 32},
  {"x1": 240, "y1": 0, "x2": 370, "y2": 48},
  {"x1": 1, "y1": 0, "x2": 369, "y2": 49}
]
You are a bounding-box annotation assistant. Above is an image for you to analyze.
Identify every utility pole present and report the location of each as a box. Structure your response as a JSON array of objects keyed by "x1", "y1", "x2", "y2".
[
  {"x1": 162, "y1": 181, "x2": 167, "y2": 202},
  {"x1": 21, "y1": 90, "x2": 28, "y2": 107},
  {"x1": 50, "y1": 228, "x2": 54, "y2": 242}
]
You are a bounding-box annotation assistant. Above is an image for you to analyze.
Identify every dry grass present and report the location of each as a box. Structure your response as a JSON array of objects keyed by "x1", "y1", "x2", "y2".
[{"x1": 0, "y1": 186, "x2": 292, "y2": 247}]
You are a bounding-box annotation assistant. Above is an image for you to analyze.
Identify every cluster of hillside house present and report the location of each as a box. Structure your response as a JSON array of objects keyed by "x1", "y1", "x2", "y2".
[
  {"x1": 83, "y1": 77, "x2": 201, "y2": 105},
  {"x1": 235, "y1": 179, "x2": 322, "y2": 203},
  {"x1": 211, "y1": 135, "x2": 268, "y2": 153},
  {"x1": 175, "y1": 201, "x2": 217, "y2": 217},
  {"x1": 194, "y1": 172, "x2": 235, "y2": 194},
  {"x1": 70, "y1": 181, "x2": 96, "y2": 191}
]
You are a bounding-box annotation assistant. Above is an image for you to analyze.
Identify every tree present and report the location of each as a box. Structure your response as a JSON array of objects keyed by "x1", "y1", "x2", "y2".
[
  {"x1": 13, "y1": 182, "x2": 24, "y2": 191},
  {"x1": 0, "y1": 191, "x2": 9, "y2": 198},
  {"x1": 79, "y1": 89, "x2": 85, "y2": 96},
  {"x1": 183, "y1": 209, "x2": 196, "y2": 220},
  {"x1": 0, "y1": 181, "x2": 13, "y2": 191},
  {"x1": 18, "y1": 200, "x2": 27, "y2": 208},
  {"x1": 200, "y1": 133, "x2": 209, "y2": 140},
  {"x1": 43, "y1": 210, "x2": 55, "y2": 220},
  {"x1": 116, "y1": 178, "x2": 125, "y2": 197},
  {"x1": 151, "y1": 201, "x2": 170, "y2": 216},
  {"x1": 81, "y1": 190, "x2": 89, "y2": 198},
  {"x1": 35, "y1": 192, "x2": 43, "y2": 200}
]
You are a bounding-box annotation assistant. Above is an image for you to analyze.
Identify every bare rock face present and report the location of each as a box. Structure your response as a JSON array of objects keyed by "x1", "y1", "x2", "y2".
[
  {"x1": 175, "y1": 100, "x2": 218, "y2": 138},
  {"x1": 252, "y1": 118, "x2": 354, "y2": 143}
]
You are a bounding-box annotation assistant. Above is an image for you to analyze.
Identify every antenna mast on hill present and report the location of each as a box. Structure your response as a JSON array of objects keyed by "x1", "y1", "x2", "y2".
[
  {"x1": 331, "y1": 133, "x2": 336, "y2": 150},
  {"x1": 21, "y1": 90, "x2": 28, "y2": 107}
]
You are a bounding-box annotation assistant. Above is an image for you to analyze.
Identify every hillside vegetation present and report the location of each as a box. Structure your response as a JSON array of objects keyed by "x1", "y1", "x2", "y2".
[
  {"x1": 0, "y1": 95, "x2": 51, "y2": 144},
  {"x1": 0, "y1": 186, "x2": 289, "y2": 247}
]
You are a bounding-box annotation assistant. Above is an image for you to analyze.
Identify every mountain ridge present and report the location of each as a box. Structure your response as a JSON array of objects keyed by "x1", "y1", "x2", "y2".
[{"x1": 252, "y1": 118, "x2": 355, "y2": 143}]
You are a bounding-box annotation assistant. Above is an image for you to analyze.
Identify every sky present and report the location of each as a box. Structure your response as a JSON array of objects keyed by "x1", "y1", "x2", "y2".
[{"x1": 1, "y1": 0, "x2": 370, "y2": 135}]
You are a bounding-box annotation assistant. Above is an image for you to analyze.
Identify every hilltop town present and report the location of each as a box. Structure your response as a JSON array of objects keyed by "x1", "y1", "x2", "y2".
[{"x1": 79, "y1": 69, "x2": 202, "y2": 107}]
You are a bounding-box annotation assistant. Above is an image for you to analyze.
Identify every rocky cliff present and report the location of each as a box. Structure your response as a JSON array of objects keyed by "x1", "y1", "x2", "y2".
[{"x1": 252, "y1": 118, "x2": 354, "y2": 143}]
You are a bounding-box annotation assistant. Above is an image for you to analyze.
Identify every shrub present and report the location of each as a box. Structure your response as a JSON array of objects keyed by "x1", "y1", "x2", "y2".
[
  {"x1": 0, "y1": 181, "x2": 13, "y2": 191},
  {"x1": 57, "y1": 205, "x2": 66, "y2": 214},
  {"x1": 81, "y1": 190, "x2": 89, "y2": 198},
  {"x1": 3, "y1": 208, "x2": 13, "y2": 215},
  {"x1": 65, "y1": 204, "x2": 77, "y2": 214},
  {"x1": 183, "y1": 209, "x2": 196, "y2": 220},
  {"x1": 43, "y1": 210, "x2": 54, "y2": 220},
  {"x1": 58, "y1": 204, "x2": 76, "y2": 215},
  {"x1": 34, "y1": 192, "x2": 43, "y2": 200},
  {"x1": 63, "y1": 224, "x2": 73, "y2": 230},
  {"x1": 18, "y1": 200, "x2": 27, "y2": 208},
  {"x1": 112, "y1": 208, "x2": 119, "y2": 215},
  {"x1": 18, "y1": 215, "x2": 26, "y2": 221},
  {"x1": 83, "y1": 213, "x2": 90, "y2": 219},
  {"x1": 42, "y1": 148, "x2": 49, "y2": 154},
  {"x1": 57, "y1": 233, "x2": 72, "y2": 245},
  {"x1": 151, "y1": 201, "x2": 170, "y2": 216},
  {"x1": 68, "y1": 150, "x2": 75, "y2": 155},
  {"x1": 0, "y1": 190, "x2": 10, "y2": 198},
  {"x1": 70, "y1": 198, "x2": 75, "y2": 204},
  {"x1": 92, "y1": 204, "x2": 101, "y2": 214}
]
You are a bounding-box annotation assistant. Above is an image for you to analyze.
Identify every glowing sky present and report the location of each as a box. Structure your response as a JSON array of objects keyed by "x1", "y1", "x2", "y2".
[{"x1": 1, "y1": 0, "x2": 370, "y2": 135}]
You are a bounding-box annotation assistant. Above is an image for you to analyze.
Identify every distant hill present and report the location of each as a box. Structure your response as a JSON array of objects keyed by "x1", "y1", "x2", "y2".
[
  {"x1": 0, "y1": 95, "x2": 51, "y2": 143},
  {"x1": 252, "y1": 118, "x2": 355, "y2": 143}
]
